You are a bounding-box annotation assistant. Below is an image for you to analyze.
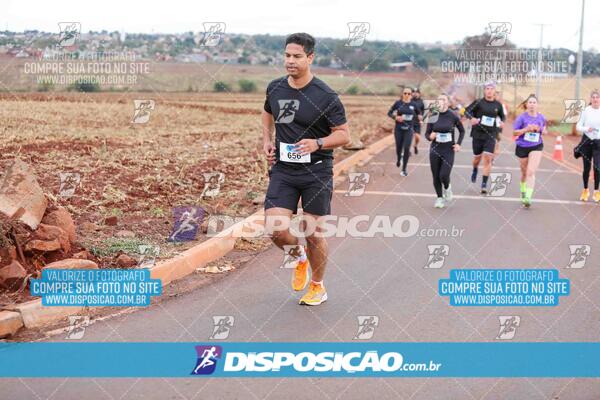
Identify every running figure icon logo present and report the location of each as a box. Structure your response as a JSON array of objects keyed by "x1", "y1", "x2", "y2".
[
  {"x1": 210, "y1": 316, "x2": 234, "y2": 340},
  {"x1": 137, "y1": 245, "x2": 160, "y2": 269},
  {"x1": 132, "y1": 100, "x2": 155, "y2": 124},
  {"x1": 423, "y1": 99, "x2": 441, "y2": 124},
  {"x1": 201, "y1": 172, "x2": 225, "y2": 198},
  {"x1": 196, "y1": 22, "x2": 226, "y2": 47},
  {"x1": 58, "y1": 172, "x2": 80, "y2": 199},
  {"x1": 191, "y1": 345, "x2": 222, "y2": 375},
  {"x1": 346, "y1": 172, "x2": 370, "y2": 197},
  {"x1": 425, "y1": 245, "x2": 449, "y2": 269},
  {"x1": 496, "y1": 316, "x2": 520, "y2": 340},
  {"x1": 561, "y1": 99, "x2": 586, "y2": 123},
  {"x1": 58, "y1": 22, "x2": 81, "y2": 47},
  {"x1": 281, "y1": 245, "x2": 303, "y2": 269},
  {"x1": 345, "y1": 22, "x2": 370, "y2": 47},
  {"x1": 567, "y1": 244, "x2": 591, "y2": 269},
  {"x1": 276, "y1": 100, "x2": 299, "y2": 124},
  {"x1": 486, "y1": 22, "x2": 511, "y2": 47},
  {"x1": 168, "y1": 206, "x2": 206, "y2": 242},
  {"x1": 353, "y1": 315, "x2": 379, "y2": 340},
  {"x1": 488, "y1": 172, "x2": 512, "y2": 197},
  {"x1": 65, "y1": 315, "x2": 90, "y2": 340}
]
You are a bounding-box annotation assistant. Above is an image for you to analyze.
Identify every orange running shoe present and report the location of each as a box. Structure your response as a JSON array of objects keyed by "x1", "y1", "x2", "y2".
[
  {"x1": 580, "y1": 188, "x2": 590, "y2": 202},
  {"x1": 299, "y1": 282, "x2": 328, "y2": 306},
  {"x1": 291, "y1": 247, "x2": 310, "y2": 291}
]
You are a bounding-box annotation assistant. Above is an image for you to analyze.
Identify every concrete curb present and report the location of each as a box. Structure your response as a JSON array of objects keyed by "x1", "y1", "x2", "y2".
[{"x1": 1, "y1": 134, "x2": 394, "y2": 332}]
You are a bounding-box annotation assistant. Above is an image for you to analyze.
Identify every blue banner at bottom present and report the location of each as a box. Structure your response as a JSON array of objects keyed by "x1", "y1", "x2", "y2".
[{"x1": 0, "y1": 342, "x2": 598, "y2": 378}]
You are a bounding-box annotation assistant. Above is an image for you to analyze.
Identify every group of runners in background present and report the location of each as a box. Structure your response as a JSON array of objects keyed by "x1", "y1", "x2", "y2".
[{"x1": 389, "y1": 83, "x2": 600, "y2": 209}]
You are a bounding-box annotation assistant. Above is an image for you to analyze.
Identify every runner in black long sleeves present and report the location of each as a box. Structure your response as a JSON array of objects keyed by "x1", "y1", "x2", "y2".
[
  {"x1": 388, "y1": 87, "x2": 419, "y2": 176},
  {"x1": 464, "y1": 81, "x2": 505, "y2": 194},
  {"x1": 425, "y1": 94, "x2": 465, "y2": 208},
  {"x1": 412, "y1": 88, "x2": 425, "y2": 155}
]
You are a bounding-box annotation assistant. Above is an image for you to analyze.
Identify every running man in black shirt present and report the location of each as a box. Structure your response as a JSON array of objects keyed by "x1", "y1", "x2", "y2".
[
  {"x1": 262, "y1": 33, "x2": 350, "y2": 306},
  {"x1": 464, "y1": 81, "x2": 506, "y2": 193},
  {"x1": 425, "y1": 94, "x2": 465, "y2": 208},
  {"x1": 388, "y1": 87, "x2": 420, "y2": 176}
]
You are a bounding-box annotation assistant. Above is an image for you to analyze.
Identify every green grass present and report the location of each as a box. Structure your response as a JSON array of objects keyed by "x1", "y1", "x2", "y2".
[{"x1": 88, "y1": 238, "x2": 149, "y2": 257}]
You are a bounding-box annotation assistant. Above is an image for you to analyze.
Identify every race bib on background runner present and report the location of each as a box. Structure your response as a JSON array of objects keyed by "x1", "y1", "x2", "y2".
[
  {"x1": 279, "y1": 142, "x2": 311, "y2": 163},
  {"x1": 436, "y1": 132, "x2": 452, "y2": 143},
  {"x1": 524, "y1": 132, "x2": 540, "y2": 143},
  {"x1": 481, "y1": 115, "x2": 495, "y2": 127},
  {"x1": 402, "y1": 114, "x2": 413, "y2": 121}
]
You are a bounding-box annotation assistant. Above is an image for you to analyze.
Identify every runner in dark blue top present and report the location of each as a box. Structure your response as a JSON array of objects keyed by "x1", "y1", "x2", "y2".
[
  {"x1": 425, "y1": 94, "x2": 465, "y2": 208},
  {"x1": 388, "y1": 87, "x2": 419, "y2": 176},
  {"x1": 262, "y1": 33, "x2": 350, "y2": 306}
]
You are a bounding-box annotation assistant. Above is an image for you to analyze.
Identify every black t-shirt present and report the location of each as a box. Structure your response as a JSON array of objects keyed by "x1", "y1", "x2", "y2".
[
  {"x1": 387, "y1": 100, "x2": 419, "y2": 130},
  {"x1": 425, "y1": 110, "x2": 465, "y2": 147},
  {"x1": 464, "y1": 98, "x2": 505, "y2": 139},
  {"x1": 264, "y1": 76, "x2": 347, "y2": 167}
]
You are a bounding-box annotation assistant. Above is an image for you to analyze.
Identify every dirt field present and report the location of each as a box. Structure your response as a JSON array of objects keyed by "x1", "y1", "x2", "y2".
[{"x1": 0, "y1": 91, "x2": 395, "y2": 283}]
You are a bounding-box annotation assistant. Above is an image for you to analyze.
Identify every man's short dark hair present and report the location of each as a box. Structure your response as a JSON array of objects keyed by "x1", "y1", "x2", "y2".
[{"x1": 285, "y1": 33, "x2": 315, "y2": 55}]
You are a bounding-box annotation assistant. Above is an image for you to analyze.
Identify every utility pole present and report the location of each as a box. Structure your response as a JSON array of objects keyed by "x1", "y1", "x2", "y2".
[
  {"x1": 575, "y1": 0, "x2": 585, "y2": 101},
  {"x1": 533, "y1": 24, "x2": 549, "y2": 100}
]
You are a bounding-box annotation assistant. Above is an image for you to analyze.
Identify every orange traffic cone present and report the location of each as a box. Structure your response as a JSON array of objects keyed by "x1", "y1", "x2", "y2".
[{"x1": 553, "y1": 136, "x2": 564, "y2": 161}]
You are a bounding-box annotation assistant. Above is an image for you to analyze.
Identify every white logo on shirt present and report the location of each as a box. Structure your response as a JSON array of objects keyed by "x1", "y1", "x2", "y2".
[{"x1": 276, "y1": 100, "x2": 300, "y2": 124}]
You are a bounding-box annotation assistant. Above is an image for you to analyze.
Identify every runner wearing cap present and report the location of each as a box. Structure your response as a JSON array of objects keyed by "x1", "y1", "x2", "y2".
[
  {"x1": 262, "y1": 32, "x2": 350, "y2": 305},
  {"x1": 412, "y1": 88, "x2": 425, "y2": 155},
  {"x1": 464, "y1": 81, "x2": 506, "y2": 193}
]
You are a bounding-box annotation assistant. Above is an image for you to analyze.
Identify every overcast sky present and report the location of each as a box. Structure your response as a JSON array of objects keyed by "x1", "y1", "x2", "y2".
[{"x1": 5, "y1": 0, "x2": 599, "y2": 51}]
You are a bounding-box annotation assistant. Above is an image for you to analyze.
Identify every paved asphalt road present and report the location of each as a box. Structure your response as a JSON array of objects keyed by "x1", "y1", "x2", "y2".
[{"x1": 4, "y1": 132, "x2": 600, "y2": 399}]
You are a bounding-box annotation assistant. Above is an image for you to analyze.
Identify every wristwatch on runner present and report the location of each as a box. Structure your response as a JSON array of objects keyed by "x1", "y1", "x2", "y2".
[{"x1": 317, "y1": 138, "x2": 324, "y2": 150}]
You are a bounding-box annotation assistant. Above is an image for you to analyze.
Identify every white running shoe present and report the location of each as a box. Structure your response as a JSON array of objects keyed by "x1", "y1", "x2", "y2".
[
  {"x1": 443, "y1": 184, "x2": 453, "y2": 202},
  {"x1": 434, "y1": 197, "x2": 445, "y2": 208}
]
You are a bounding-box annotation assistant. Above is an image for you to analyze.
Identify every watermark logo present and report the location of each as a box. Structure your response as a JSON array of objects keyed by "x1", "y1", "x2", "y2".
[
  {"x1": 276, "y1": 100, "x2": 299, "y2": 123},
  {"x1": 561, "y1": 99, "x2": 586, "y2": 123},
  {"x1": 566, "y1": 244, "x2": 590, "y2": 269},
  {"x1": 487, "y1": 22, "x2": 511, "y2": 47},
  {"x1": 59, "y1": 172, "x2": 80, "y2": 198},
  {"x1": 346, "y1": 172, "x2": 370, "y2": 197},
  {"x1": 65, "y1": 315, "x2": 90, "y2": 339},
  {"x1": 197, "y1": 22, "x2": 226, "y2": 47},
  {"x1": 423, "y1": 99, "x2": 441, "y2": 124},
  {"x1": 496, "y1": 315, "x2": 520, "y2": 340},
  {"x1": 345, "y1": 22, "x2": 370, "y2": 47},
  {"x1": 58, "y1": 22, "x2": 81, "y2": 47},
  {"x1": 488, "y1": 172, "x2": 512, "y2": 197},
  {"x1": 425, "y1": 244, "x2": 449, "y2": 269},
  {"x1": 201, "y1": 172, "x2": 225, "y2": 198},
  {"x1": 132, "y1": 100, "x2": 155, "y2": 124},
  {"x1": 138, "y1": 245, "x2": 160, "y2": 268},
  {"x1": 353, "y1": 315, "x2": 379, "y2": 340},
  {"x1": 210, "y1": 316, "x2": 234, "y2": 340},
  {"x1": 168, "y1": 206, "x2": 206, "y2": 242},
  {"x1": 281, "y1": 245, "x2": 303, "y2": 269},
  {"x1": 191, "y1": 345, "x2": 222, "y2": 375}
]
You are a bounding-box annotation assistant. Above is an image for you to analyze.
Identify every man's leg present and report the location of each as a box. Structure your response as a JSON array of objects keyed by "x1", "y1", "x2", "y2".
[
  {"x1": 304, "y1": 213, "x2": 328, "y2": 282},
  {"x1": 265, "y1": 207, "x2": 310, "y2": 292},
  {"x1": 264, "y1": 207, "x2": 295, "y2": 250}
]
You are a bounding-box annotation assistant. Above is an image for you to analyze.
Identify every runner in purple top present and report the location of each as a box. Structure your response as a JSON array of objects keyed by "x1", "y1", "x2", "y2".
[{"x1": 512, "y1": 94, "x2": 547, "y2": 208}]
